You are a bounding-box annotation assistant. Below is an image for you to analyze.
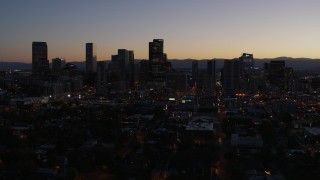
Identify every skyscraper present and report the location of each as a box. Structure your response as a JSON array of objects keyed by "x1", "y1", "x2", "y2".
[
  {"x1": 166, "y1": 72, "x2": 187, "y2": 92},
  {"x1": 139, "y1": 60, "x2": 150, "y2": 84},
  {"x1": 86, "y1": 43, "x2": 97, "y2": 73},
  {"x1": 269, "y1": 61, "x2": 286, "y2": 89},
  {"x1": 32, "y1": 42, "x2": 49, "y2": 77},
  {"x1": 96, "y1": 61, "x2": 108, "y2": 94},
  {"x1": 223, "y1": 59, "x2": 240, "y2": 97},
  {"x1": 207, "y1": 60, "x2": 216, "y2": 94},
  {"x1": 128, "y1": 50, "x2": 135, "y2": 87},
  {"x1": 110, "y1": 49, "x2": 134, "y2": 91},
  {"x1": 192, "y1": 60, "x2": 199, "y2": 88},
  {"x1": 239, "y1": 53, "x2": 254, "y2": 92},
  {"x1": 149, "y1": 39, "x2": 168, "y2": 84},
  {"x1": 52, "y1": 57, "x2": 66, "y2": 75}
]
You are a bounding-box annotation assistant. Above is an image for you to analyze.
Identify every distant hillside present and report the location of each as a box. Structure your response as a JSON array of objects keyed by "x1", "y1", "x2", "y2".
[
  {"x1": 1, "y1": 57, "x2": 320, "y2": 71},
  {"x1": 169, "y1": 58, "x2": 320, "y2": 71},
  {"x1": 0, "y1": 61, "x2": 86, "y2": 70},
  {"x1": 256, "y1": 58, "x2": 320, "y2": 71},
  {"x1": 0, "y1": 62, "x2": 31, "y2": 70}
]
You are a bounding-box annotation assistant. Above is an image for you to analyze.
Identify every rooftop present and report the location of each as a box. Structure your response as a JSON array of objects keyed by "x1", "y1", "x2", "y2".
[
  {"x1": 304, "y1": 127, "x2": 320, "y2": 136},
  {"x1": 185, "y1": 116, "x2": 215, "y2": 131}
]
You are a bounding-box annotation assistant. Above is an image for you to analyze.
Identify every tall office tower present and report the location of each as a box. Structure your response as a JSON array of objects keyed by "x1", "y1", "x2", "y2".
[
  {"x1": 139, "y1": 60, "x2": 150, "y2": 84},
  {"x1": 239, "y1": 53, "x2": 254, "y2": 92},
  {"x1": 32, "y1": 42, "x2": 49, "y2": 77},
  {"x1": 166, "y1": 72, "x2": 187, "y2": 92},
  {"x1": 52, "y1": 58, "x2": 66, "y2": 74},
  {"x1": 192, "y1": 60, "x2": 199, "y2": 88},
  {"x1": 207, "y1": 60, "x2": 216, "y2": 95},
  {"x1": 269, "y1": 61, "x2": 286, "y2": 89},
  {"x1": 128, "y1": 50, "x2": 135, "y2": 87},
  {"x1": 96, "y1": 61, "x2": 108, "y2": 94},
  {"x1": 110, "y1": 49, "x2": 134, "y2": 91},
  {"x1": 163, "y1": 53, "x2": 172, "y2": 72},
  {"x1": 239, "y1": 53, "x2": 254, "y2": 77},
  {"x1": 134, "y1": 63, "x2": 140, "y2": 85},
  {"x1": 86, "y1": 43, "x2": 97, "y2": 73},
  {"x1": 111, "y1": 49, "x2": 128, "y2": 82},
  {"x1": 198, "y1": 70, "x2": 207, "y2": 92},
  {"x1": 149, "y1": 39, "x2": 168, "y2": 84},
  {"x1": 223, "y1": 59, "x2": 240, "y2": 97}
]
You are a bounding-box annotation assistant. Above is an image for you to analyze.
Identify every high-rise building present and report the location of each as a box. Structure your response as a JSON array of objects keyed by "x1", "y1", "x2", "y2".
[
  {"x1": 163, "y1": 53, "x2": 172, "y2": 72},
  {"x1": 166, "y1": 72, "x2": 187, "y2": 92},
  {"x1": 96, "y1": 61, "x2": 108, "y2": 94},
  {"x1": 63, "y1": 63, "x2": 78, "y2": 77},
  {"x1": 32, "y1": 42, "x2": 49, "y2": 77},
  {"x1": 149, "y1": 39, "x2": 168, "y2": 84},
  {"x1": 239, "y1": 53, "x2": 254, "y2": 77},
  {"x1": 134, "y1": 63, "x2": 140, "y2": 85},
  {"x1": 269, "y1": 61, "x2": 286, "y2": 89},
  {"x1": 239, "y1": 53, "x2": 254, "y2": 92},
  {"x1": 86, "y1": 43, "x2": 97, "y2": 73},
  {"x1": 192, "y1": 60, "x2": 199, "y2": 88},
  {"x1": 207, "y1": 60, "x2": 216, "y2": 95},
  {"x1": 128, "y1": 50, "x2": 135, "y2": 87},
  {"x1": 110, "y1": 49, "x2": 134, "y2": 91},
  {"x1": 223, "y1": 59, "x2": 240, "y2": 97},
  {"x1": 139, "y1": 60, "x2": 150, "y2": 84},
  {"x1": 198, "y1": 70, "x2": 207, "y2": 92},
  {"x1": 111, "y1": 49, "x2": 128, "y2": 82},
  {"x1": 52, "y1": 58, "x2": 66, "y2": 75}
]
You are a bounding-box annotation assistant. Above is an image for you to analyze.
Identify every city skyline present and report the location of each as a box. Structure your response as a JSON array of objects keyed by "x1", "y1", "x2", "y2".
[{"x1": 1, "y1": 0, "x2": 320, "y2": 62}]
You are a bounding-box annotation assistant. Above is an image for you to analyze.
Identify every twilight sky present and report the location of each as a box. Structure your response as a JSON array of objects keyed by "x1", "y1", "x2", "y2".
[{"x1": 1, "y1": 0, "x2": 320, "y2": 62}]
